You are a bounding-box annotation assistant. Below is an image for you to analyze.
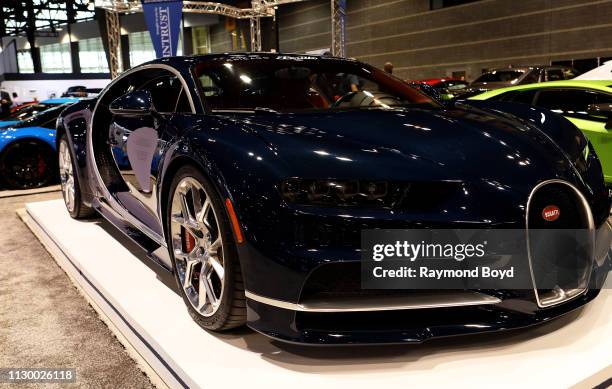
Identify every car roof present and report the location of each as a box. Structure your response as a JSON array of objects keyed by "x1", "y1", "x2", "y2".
[
  {"x1": 139, "y1": 52, "x2": 358, "y2": 68},
  {"x1": 486, "y1": 65, "x2": 572, "y2": 72},
  {"x1": 486, "y1": 67, "x2": 532, "y2": 72},
  {"x1": 414, "y1": 78, "x2": 466, "y2": 85},
  {"x1": 469, "y1": 80, "x2": 612, "y2": 100}
]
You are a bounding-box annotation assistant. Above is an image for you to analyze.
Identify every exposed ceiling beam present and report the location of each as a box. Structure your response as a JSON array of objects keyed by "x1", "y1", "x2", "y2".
[{"x1": 95, "y1": 0, "x2": 306, "y2": 18}]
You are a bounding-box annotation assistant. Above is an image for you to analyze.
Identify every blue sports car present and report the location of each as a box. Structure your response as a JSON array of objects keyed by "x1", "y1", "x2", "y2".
[
  {"x1": 0, "y1": 98, "x2": 78, "y2": 188},
  {"x1": 56, "y1": 54, "x2": 611, "y2": 344},
  {"x1": 0, "y1": 98, "x2": 77, "y2": 129}
]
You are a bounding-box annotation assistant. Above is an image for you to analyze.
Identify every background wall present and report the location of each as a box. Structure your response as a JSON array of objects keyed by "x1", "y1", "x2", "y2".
[
  {"x1": 279, "y1": 0, "x2": 612, "y2": 81},
  {"x1": 4, "y1": 0, "x2": 612, "y2": 81},
  {"x1": 279, "y1": 1, "x2": 332, "y2": 53}
]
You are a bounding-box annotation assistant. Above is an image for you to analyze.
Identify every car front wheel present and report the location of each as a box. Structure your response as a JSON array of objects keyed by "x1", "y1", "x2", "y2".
[
  {"x1": 58, "y1": 134, "x2": 94, "y2": 219},
  {"x1": 167, "y1": 165, "x2": 246, "y2": 331}
]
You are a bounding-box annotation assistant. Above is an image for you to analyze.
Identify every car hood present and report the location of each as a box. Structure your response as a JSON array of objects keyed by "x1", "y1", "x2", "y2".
[{"x1": 238, "y1": 107, "x2": 575, "y2": 191}]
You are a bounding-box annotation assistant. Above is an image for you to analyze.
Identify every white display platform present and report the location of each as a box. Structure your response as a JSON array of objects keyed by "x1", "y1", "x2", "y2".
[{"x1": 21, "y1": 199, "x2": 612, "y2": 389}]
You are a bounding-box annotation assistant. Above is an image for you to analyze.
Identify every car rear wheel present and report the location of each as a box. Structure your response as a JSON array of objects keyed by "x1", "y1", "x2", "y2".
[
  {"x1": 167, "y1": 165, "x2": 246, "y2": 331},
  {"x1": 0, "y1": 139, "x2": 56, "y2": 189},
  {"x1": 58, "y1": 134, "x2": 94, "y2": 219}
]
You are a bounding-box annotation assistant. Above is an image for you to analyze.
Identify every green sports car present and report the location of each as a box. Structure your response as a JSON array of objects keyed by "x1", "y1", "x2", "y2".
[{"x1": 469, "y1": 80, "x2": 612, "y2": 187}]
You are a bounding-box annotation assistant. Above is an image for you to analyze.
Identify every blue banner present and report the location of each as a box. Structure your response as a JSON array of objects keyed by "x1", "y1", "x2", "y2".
[{"x1": 141, "y1": 0, "x2": 183, "y2": 58}]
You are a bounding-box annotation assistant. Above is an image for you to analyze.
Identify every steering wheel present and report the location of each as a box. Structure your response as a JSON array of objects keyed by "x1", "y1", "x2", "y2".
[{"x1": 330, "y1": 91, "x2": 357, "y2": 108}]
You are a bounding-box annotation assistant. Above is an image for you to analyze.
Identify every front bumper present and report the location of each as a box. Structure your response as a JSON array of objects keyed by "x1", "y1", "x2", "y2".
[{"x1": 242, "y1": 220, "x2": 611, "y2": 345}]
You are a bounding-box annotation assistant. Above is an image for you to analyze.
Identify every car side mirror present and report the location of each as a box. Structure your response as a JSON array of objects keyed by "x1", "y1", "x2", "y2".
[
  {"x1": 109, "y1": 90, "x2": 155, "y2": 116},
  {"x1": 587, "y1": 103, "x2": 612, "y2": 129}
]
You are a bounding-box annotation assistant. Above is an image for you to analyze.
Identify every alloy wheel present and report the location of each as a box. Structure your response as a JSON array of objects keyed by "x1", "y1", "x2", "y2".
[
  {"x1": 0, "y1": 141, "x2": 52, "y2": 189},
  {"x1": 58, "y1": 139, "x2": 76, "y2": 212},
  {"x1": 170, "y1": 177, "x2": 225, "y2": 317}
]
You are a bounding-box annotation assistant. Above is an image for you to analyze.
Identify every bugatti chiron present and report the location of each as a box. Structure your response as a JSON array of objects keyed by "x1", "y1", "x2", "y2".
[{"x1": 56, "y1": 53, "x2": 611, "y2": 344}]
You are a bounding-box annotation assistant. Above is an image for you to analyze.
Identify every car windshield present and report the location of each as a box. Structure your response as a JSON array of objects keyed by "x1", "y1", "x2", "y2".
[
  {"x1": 473, "y1": 70, "x2": 525, "y2": 83},
  {"x1": 445, "y1": 81, "x2": 469, "y2": 90},
  {"x1": 194, "y1": 56, "x2": 439, "y2": 113}
]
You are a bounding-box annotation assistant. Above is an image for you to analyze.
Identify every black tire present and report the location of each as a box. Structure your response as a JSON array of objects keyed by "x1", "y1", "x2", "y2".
[
  {"x1": 166, "y1": 164, "x2": 246, "y2": 331},
  {"x1": 0, "y1": 139, "x2": 57, "y2": 189},
  {"x1": 58, "y1": 134, "x2": 94, "y2": 219}
]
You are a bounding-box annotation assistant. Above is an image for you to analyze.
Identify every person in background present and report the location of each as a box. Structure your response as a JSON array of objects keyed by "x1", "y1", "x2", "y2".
[
  {"x1": 0, "y1": 91, "x2": 12, "y2": 118},
  {"x1": 384, "y1": 62, "x2": 394, "y2": 74},
  {"x1": 339, "y1": 73, "x2": 361, "y2": 94},
  {"x1": 11, "y1": 92, "x2": 23, "y2": 108}
]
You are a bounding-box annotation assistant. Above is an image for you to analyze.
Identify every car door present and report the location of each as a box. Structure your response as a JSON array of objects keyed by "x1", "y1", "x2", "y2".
[
  {"x1": 534, "y1": 88, "x2": 612, "y2": 183},
  {"x1": 108, "y1": 70, "x2": 191, "y2": 235}
]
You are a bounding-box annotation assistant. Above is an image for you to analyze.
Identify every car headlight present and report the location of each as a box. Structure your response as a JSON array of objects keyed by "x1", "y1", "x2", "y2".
[
  {"x1": 280, "y1": 178, "x2": 396, "y2": 208},
  {"x1": 279, "y1": 178, "x2": 462, "y2": 210}
]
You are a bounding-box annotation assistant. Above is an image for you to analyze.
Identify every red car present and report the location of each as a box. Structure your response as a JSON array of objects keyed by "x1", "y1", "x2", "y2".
[{"x1": 10, "y1": 101, "x2": 38, "y2": 113}]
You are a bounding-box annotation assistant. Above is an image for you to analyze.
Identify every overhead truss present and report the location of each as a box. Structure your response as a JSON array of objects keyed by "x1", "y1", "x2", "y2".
[
  {"x1": 97, "y1": 0, "x2": 308, "y2": 77},
  {"x1": 105, "y1": 10, "x2": 122, "y2": 82},
  {"x1": 94, "y1": 1, "x2": 301, "y2": 18},
  {"x1": 331, "y1": 0, "x2": 345, "y2": 57},
  {"x1": 1, "y1": 0, "x2": 96, "y2": 37}
]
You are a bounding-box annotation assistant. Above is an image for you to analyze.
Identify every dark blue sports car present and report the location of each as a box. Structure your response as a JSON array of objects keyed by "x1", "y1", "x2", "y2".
[{"x1": 57, "y1": 53, "x2": 611, "y2": 344}]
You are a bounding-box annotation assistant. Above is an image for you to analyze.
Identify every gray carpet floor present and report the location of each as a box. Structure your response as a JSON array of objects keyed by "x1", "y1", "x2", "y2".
[{"x1": 0, "y1": 191, "x2": 154, "y2": 388}]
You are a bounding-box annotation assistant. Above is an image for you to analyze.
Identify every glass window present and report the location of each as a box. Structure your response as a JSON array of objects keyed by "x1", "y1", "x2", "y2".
[
  {"x1": 562, "y1": 68, "x2": 578, "y2": 80},
  {"x1": 442, "y1": 80, "x2": 468, "y2": 90},
  {"x1": 192, "y1": 26, "x2": 211, "y2": 54},
  {"x1": 129, "y1": 31, "x2": 156, "y2": 67},
  {"x1": 545, "y1": 69, "x2": 564, "y2": 82},
  {"x1": 535, "y1": 89, "x2": 612, "y2": 121},
  {"x1": 492, "y1": 89, "x2": 536, "y2": 105},
  {"x1": 511, "y1": 90, "x2": 537, "y2": 104},
  {"x1": 17, "y1": 50, "x2": 34, "y2": 73},
  {"x1": 99, "y1": 68, "x2": 190, "y2": 115},
  {"x1": 473, "y1": 70, "x2": 525, "y2": 83},
  {"x1": 194, "y1": 58, "x2": 438, "y2": 113},
  {"x1": 139, "y1": 75, "x2": 184, "y2": 113},
  {"x1": 79, "y1": 37, "x2": 109, "y2": 73},
  {"x1": 521, "y1": 69, "x2": 540, "y2": 84},
  {"x1": 40, "y1": 43, "x2": 72, "y2": 73},
  {"x1": 496, "y1": 91, "x2": 517, "y2": 102},
  {"x1": 129, "y1": 31, "x2": 182, "y2": 67},
  {"x1": 175, "y1": 89, "x2": 192, "y2": 113}
]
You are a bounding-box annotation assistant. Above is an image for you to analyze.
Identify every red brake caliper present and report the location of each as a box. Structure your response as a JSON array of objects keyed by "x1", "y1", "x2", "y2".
[
  {"x1": 37, "y1": 153, "x2": 46, "y2": 177},
  {"x1": 181, "y1": 226, "x2": 196, "y2": 253}
]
